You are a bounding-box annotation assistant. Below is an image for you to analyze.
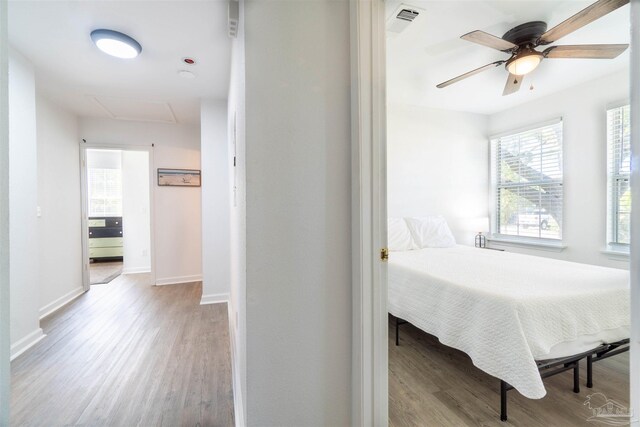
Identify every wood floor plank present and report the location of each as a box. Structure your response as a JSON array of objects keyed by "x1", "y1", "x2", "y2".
[
  {"x1": 10, "y1": 274, "x2": 234, "y2": 427},
  {"x1": 389, "y1": 318, "x2": 630, "y2": 427}
]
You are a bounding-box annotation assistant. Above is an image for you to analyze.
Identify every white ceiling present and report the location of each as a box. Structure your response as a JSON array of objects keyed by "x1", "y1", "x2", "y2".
[
  {"x1": 386, "y1": 0, "x2": 630, "y2": 115},
  {"x1": 8, "y1": 0, "x2": 231, "y2": 124}
]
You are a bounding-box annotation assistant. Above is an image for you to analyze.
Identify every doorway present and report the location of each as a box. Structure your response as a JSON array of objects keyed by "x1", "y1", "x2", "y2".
[
  {"x1": 81, "y1": 147, "x2": 153, "y2": 289},
  {"x1": 373, "y1": 2, "x2": 640, "y2": 425}
]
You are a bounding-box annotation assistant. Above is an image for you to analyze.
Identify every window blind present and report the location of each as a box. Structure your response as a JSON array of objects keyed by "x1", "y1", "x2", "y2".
[
  {"x1": 88, "y1": 168, "x2": 122, "y2": 217},
  {"x1": 492, "y1": 120, "x2": 563, "y2": 240},
  {"x1": 607, "y1": 105, "x2": 631, "y2": 246}
]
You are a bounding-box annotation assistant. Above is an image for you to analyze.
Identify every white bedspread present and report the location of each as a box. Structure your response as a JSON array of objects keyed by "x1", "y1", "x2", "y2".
[{"x1": 388, "y1": 245, "x2": 630, "y2": 399}]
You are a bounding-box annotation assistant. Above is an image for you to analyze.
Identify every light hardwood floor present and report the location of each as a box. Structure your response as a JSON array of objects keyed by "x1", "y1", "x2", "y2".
[
  {"x1": 90, "y1": 261, "x2": 123, "y2": 285},
  {"x1": 11, "y1": 274, "x2": 235, "y2": 427},
  {"x1": 389, "y1": 318, "x2": 630, "y2": 427}
]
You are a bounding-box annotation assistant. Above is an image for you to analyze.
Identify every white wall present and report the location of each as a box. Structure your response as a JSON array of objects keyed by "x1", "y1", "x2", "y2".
[
  {"x1": 227, "y1": 1, "x2": 247, "y2": 422},
  {"x1": 0, "y1": 2, "x2": 11, "y2": 421},
  {"x1": 387, "y1": 104, "x2": 489, "y2": 245},
  {"x1": 8, "y1": 48, "x2": 42, "y2": 356},
  {"x1": 200, "y1": 99, "x2": 230, "y2": 302},
  {"x1": 121, "y1": 150, "x2": 151, "y2": 274},
  {"x1": 36, "y1": 94, "x2": 83, "y2": 318},
  {"x1": 79, "y1": 118, "x2": 202, "y2": 285},
  {"x1": 488, "y1": 70, "x2": 629, "y2": 268},
  {"x1": 243, "y1": 0, "x2": 351, "y2": 424}
]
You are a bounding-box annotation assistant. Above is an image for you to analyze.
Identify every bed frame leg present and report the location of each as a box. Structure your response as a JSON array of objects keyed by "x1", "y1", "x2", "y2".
[
  {"x1": 500, "y1": 380, "x2": 508, "y2": 422},
  {"x1": 587, "y1": 355, "x2": 593, "y2": 388},
  {"x1": 573, "y1": 361, "x2": 580, "y2": 393},
  {"x1": 395, "y1": 317, "x2": 400, "y2": 346}
]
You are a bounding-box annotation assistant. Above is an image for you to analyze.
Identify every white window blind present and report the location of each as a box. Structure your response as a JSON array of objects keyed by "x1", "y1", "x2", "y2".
[
  {"x1": 88, "y1": 168, "x2": 122, "y2": 217},
  {"x1": 492, "y1": 120, "x2": 563, "y2": 240},
  {"x1": 607, "y1": 105, "x2": 631, "y2": 246}
]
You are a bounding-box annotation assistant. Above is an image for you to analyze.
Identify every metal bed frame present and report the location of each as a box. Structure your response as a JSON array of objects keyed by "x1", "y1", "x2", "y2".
[{"x1": 394, "y1": 316, "x2": 630, "y2": 422}]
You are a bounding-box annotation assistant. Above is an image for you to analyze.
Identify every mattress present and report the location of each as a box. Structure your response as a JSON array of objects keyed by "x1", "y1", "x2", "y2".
[{"x1": 388, "y1": 245, "x2": 630, "y2": 399}]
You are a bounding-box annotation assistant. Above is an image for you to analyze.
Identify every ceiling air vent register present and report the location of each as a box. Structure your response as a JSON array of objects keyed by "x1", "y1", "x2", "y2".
[{"x1": 387, "y1": 4, "x2": 424, "y2": 35}]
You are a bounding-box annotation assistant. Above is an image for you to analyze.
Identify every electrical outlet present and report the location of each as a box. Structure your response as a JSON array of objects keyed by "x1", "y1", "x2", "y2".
[{"x1": 142, "y1": 249, "x2": 148, "y2": 257}]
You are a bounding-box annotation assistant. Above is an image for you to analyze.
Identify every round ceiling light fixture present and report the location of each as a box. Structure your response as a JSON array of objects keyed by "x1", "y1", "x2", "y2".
[
  {"x1": 90, "y1": 29, "x2": 142, "y2": 59},
  {"x1": 505, "y1": 48, "x2": 543, "y2": 76},
  {"x1": 182, "y1": 57, "x2": 196, "y2": 65}
]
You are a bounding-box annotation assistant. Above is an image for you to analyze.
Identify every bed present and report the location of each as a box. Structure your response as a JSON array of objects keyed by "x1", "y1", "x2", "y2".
[{"x1": 388, "y1": 217, "x2": 630, "y2": 421}]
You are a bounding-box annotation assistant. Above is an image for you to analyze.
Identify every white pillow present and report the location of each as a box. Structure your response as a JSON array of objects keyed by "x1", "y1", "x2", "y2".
[
  {"x1": 388, "y1": 218, "x2": 416, "y2": 251},
  {"x1": 405, "y1": 216, "x2": 456, "y2": 248}
]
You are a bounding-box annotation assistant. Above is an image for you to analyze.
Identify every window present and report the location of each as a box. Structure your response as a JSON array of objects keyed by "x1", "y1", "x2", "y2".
[
  {"x1": 88, "y1": 167, "x2": 122, "y2": 217},
  {"x1": 607, "y1": 104, "x2": 631, "y2": 247},
  {"x1": 491, "y1": 120, "x2": 563, "y2": 241}
]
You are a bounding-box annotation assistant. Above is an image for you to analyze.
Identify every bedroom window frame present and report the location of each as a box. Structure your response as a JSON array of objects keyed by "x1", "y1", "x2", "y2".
[
  {"x1": 606, "y1": 103, "x2": 631, "y2": 253},
  {"x1": 489, "y1": 118, "x2": 564, "y2": 245}
]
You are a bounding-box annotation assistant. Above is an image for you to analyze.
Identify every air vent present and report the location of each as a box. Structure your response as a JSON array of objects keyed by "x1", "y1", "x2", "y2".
[
  {"x1": 228, "y1": 0, "x2": 239, "y2": 38},
  {"x1": 387, "y1": 4, "x2": 424, "y2": 35},
  {"x1": 396, "y1": 9, "x2": 419, "y2": 22}
]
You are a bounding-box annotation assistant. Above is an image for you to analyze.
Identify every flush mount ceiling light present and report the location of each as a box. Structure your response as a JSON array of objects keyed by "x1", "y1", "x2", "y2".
[{"x1": 90, "y1": 29, "x2": 142, "y2": 59}]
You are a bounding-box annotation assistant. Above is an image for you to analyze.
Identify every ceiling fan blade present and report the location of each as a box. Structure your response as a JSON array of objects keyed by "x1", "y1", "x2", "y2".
[
  {"x1": 503, "y1": 73, "x2": 523, "y2": 96},
  {"x1": 543, "y1": 44, "x2": 628, "y2": 58},
  {"x1": 538, "y1": 0, "x2": 629, "y2": 45},
  {"x1": 461, "y1": 30, "x2": 517, "y2": 52},
  {"x1": 436, "y1": 61, "x2": 506, "y2": 88}
]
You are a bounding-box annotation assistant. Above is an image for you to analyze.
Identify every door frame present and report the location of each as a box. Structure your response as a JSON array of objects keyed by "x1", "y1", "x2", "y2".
[
  {"x1": 352, "y1": 1, "x2": 640, "y2": 426},
  {"x1": 350, "y1": 0, "x2": 388, "y2": 425},
  {"x1": 79, "y1": 143, "x2": 156, "y2": 291},
  {"x1": 629, "y1": 1, "x2": 639, "y2": 424}
]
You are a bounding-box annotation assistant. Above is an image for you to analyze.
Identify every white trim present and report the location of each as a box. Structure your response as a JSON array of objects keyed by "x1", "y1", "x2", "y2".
[
  {"x1": 605, "y1": 98, "x2": 631, "y2": 110},
  {"x1": 489, "y1": 116, "x2": 563, "y2": 140},
  {"x1": 350, "y1": 1, "x2": 388, "y2": 425},
  {"x1": 629, "y1": 1, "x2": 639, "y2": 424},
  {"x1": 39, "y1": 286, "x2": 85, "y2": 320},
  {"x1": 155, "y1": 275, "x2": 203, "y2": 286},
  {"x1": 601, "y1": 246, "x2": 630, "y2": 259},
  {"x1": 227, "y1": 302, "x2": 245, "y2": 427},
  {"x1": 79, "y1": 147, "x2": 90, "y2": 292},
  {"x1": 488, "y1": 236, "x2": 566, "y2": 251},
  {"x1": 200, "y1": 293, "x2": 229, "y2": 305},
  {"x1": 10, "y1": 329, "x2": 45, "y2": 361},
  {"x1": 121, "y1": 267, "x2": 151, "y2": 275}
]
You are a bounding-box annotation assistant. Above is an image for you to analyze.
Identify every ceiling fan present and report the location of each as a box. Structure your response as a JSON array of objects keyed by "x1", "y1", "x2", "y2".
[{"x1": 436, "y1": 0, "x2": 629, "y2": 96}]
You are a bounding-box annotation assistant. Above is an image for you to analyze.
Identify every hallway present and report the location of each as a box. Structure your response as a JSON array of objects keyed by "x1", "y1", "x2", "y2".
[{"x1": 10, "y1": 274, "x2": 234, "y2": 426}]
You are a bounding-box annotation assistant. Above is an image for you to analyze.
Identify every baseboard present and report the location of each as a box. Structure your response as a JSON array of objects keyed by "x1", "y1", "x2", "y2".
[
  {"x1": 155, "y1": 275, "x2": 203, "y2": 286},
  {"x1": 121, "y1": 267, "x2": 151, "y2": 275},
  {"x1": 39, "y1": 286, "x2": 85, "y2": 320},
  {"x1": 10, "y1": 328, "x2": 45, "y2": 361},
  {"x1": 227, "y1": 303, "x2": 245, "y2": 427},
  {"x1": 200, "y1": 293, "x2": 230, "y2": 305}
]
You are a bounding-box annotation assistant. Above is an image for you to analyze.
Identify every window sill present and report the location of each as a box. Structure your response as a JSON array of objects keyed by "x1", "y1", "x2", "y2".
[
  {"x1": 601, "y1": 247, "x2": 629, "y2": 259},
  {"x1": 487, "y1": 236, "x2": 567, "y2": 252}
]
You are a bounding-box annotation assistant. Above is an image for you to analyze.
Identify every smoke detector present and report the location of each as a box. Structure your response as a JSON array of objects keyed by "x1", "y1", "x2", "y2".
[{"x1": 387, "y1": 4, "x2": 424, "y2": 35}]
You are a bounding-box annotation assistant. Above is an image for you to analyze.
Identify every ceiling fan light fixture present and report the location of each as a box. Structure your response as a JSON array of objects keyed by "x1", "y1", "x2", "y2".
[
  {"x1": 506, "y1": 50, "x2": 543, "y2": 76},
  {"x1": 90, "y1": 29, "x2": 142, "y2": 59}
]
